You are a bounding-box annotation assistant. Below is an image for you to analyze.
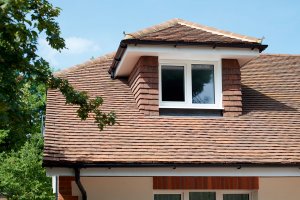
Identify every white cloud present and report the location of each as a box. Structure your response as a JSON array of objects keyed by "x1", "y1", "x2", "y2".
[
  {"x1": 38, "y1": 36, "x2": 100, "y2": 68},
  {"x1": 64, "y1": 37, "x2": 100, "y2": 54},
  {"x1": 38, "y1": 39, "x2": 59, "y2": 67}
]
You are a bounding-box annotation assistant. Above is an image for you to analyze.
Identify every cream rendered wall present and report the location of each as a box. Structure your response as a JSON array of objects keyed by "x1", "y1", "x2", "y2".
[
  {"x1": 71, "y1": 177, "x2": 300, "y2": 200},
  {"x1": 72, "y1": 177, "x2": 153, "y2": 200},
  {"x1": 258, "y1": 177, "x2": 300, "y2": 200}
]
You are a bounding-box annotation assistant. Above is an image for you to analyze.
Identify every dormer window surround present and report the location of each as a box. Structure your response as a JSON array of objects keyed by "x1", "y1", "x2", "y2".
[{"x1": 159, "y1": 60, "x2": 222, "y2": 110}]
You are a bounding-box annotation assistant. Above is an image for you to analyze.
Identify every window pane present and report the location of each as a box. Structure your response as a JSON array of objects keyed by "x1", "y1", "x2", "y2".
[
  {"x1": 223, "y1": 194, "x2": 249, "y2": 200},
  {"x1": 192, "y1": 64, "x2": 215, "y2": 104},
  {"x1": 190, "y1": 192, "x2": 216, "y2": 200},
  {"x1": 161, "y1": 65, "x2": 185, "y2": 101},
  {"x1": 154, "y1": 194, "x2": 181, "y2": 200}
]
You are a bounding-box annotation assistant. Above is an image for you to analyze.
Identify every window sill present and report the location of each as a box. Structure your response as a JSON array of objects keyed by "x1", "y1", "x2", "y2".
[
  {"x1": 159, "y1": 105, "x2": 224, "y2": 110},
  {"x1": 159, "y1": 108, "x2": 223, "y2": 117}
]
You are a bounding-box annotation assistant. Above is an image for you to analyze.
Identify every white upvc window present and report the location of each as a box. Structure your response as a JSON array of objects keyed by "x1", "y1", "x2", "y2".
[
  {"x1": 154, "y1": 190, "x2": 253, "y2": 200},
  {"x1": 159, "y1": 60, "x2": 222, "y2": 110},
  {"x1": 154, "y1": 191, "x2": 182, "y2": 200}
]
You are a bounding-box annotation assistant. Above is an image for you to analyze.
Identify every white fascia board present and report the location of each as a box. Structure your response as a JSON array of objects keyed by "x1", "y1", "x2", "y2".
[
  {"x1": 115, "y1": 46, "x2": 130, "y2": 77},
  {"x1": 130, "y1": 45, "x2": 260, "y2": 57},
  {"x1": 46, "y1": 167, "x2": 300, "y2": 177},
  {"x1": 115, "y1": 45, "x2": 260, "y2": 77}
]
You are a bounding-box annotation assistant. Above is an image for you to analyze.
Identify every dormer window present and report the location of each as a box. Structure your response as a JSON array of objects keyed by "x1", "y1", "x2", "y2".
[
  {"x1": 110, "y1": 19, "x2": 266, "y2": 116},
  {"x1": 159, "y1": 60, "x2": 222, "y2": 110}
]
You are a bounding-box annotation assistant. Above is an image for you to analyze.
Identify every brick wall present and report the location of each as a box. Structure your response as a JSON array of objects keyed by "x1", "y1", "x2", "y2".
[
  {"x1": 58, "y1": 176, "x2": 78, "y2": 200},
  {"x1": 128, "y1": 56, "x2": 159, "y2": 116},
  {"x1": 222, "y1": 59, "x2": 243, "y2": 117}
]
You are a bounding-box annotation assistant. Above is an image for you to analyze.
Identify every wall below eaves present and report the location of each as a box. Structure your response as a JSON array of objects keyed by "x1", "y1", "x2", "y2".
[
  {"x1": 69, "y1": 177, "x2": 300, "y2": 200},
  {"x1": 72, "y1": 177, "x2": 153, "y2": 200},
  {"x1": 257, "y1": 177, "x2": 300, "y2": 200}
]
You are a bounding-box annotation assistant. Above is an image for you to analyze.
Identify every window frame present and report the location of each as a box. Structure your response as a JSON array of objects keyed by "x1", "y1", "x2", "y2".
[
  {"x1": 220, "y1": 190, "x2": 252, "y2": 200},
  {"x1": 154, "y1": 191, "x2": 183, "y2": 200},
  {"x1": 159, "y1": 59, "x2": 222, "y2": 110},
  {"x1": 153, "y1": 190, "x2": 253, "y2": 200}
]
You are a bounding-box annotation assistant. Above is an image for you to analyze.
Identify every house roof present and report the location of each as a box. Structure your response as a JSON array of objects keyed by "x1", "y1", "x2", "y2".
[
  {"x1": 44, "y1": 54, "x2": 300, "y2": 167},
  {"x1": 109, "y1": 19, "x2": 267, "y2": 75}
]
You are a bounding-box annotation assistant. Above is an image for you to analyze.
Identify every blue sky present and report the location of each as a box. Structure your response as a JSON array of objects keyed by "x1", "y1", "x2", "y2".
[{"x1": 40, "y1": 0, "x2": 300, "y2": 70}]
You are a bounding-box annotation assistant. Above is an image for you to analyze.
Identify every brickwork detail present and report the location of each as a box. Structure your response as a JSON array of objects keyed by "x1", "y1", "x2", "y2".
[
  {"x1": 58, "y1": 176, "x2": 78, "y2": 200},
  {"x1": 222, "y1": 59, "x2": 243, "y2": 117},
  {"x1": 128, "y1": 56, "x2": 159, "y2": 116}
]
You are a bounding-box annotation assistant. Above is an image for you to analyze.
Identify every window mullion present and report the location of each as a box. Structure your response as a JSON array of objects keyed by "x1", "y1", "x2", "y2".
[
  {"x1": 186, "y1": 64, "x2": 192, "y2": 106},
  {"x1": 216, "y1": 191, "x2": 222, "y2": 200},
  {"x1": 215, "y1": 60, "x2": 222, "y2": 108}
]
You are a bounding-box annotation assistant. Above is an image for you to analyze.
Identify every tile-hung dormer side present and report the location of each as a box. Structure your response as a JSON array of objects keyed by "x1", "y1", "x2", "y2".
[
  {"x1": 128, "y1": 56, "x2": 159, "y2": 116},
  {"x1": 109, "y1": 18, "x2": 267, "y2": 117},
  {"x1": 222, "y1": 59, "x2": 243, "y2": 117}
]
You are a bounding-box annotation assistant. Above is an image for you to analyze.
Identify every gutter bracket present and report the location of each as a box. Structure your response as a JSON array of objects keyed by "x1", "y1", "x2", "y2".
[{"x1": 75, "y1": 168, "x2": 87, "y2": 200}]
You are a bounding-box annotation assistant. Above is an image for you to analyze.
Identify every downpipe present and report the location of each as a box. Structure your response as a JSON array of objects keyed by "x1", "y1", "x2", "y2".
[{"x1": 74, "y1": 168, "x2": 87, "y2": 200}]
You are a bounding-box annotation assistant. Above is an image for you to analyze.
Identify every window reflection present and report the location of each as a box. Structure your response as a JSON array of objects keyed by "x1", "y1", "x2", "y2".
[{"x1": 192, "y1": 64, "x2": 215, "y2": 104}]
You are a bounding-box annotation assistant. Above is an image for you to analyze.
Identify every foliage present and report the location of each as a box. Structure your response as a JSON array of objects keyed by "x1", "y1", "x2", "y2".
[
  {"x1": 0, "y1": 0, "x2": 116, "y2": 151},
  {"x1": 0, "y1": 81, "x2": 46, "y2": 151},
  {"x1": 0, "y1": 130, "x2": 9, "y2": 145},
  {"x1": 0, "y1": 0, "x2": 116, "y2": 199},
  {"x1": 0, "y1": 134, "x2": 55, "y2": 200}
]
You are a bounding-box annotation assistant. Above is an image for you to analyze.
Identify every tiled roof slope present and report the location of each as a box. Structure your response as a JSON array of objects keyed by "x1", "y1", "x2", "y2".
[
  {"x1": 124, "y1": 18, "x2": 262, "y2": 44},
  {"x1": 44, "y1": 54, "x2": 300, "y2": 167}
]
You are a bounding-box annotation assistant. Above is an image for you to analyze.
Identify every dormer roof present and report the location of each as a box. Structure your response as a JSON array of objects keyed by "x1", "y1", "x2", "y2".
[{"x1": 109, "y1": 19, "x2": 267, "y2": 77}]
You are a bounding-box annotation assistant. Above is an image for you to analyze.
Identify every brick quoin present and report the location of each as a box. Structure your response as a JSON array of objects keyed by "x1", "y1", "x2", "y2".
[
  {"x1": 128, "y1": 56, "x2": 159, "y2": 116},
  {"x1": 222, "y1": 59, "x2": 243, "y2": 117},
  {"x1": 58, "y1": 176, "x2": 78, "y2": 200}
]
